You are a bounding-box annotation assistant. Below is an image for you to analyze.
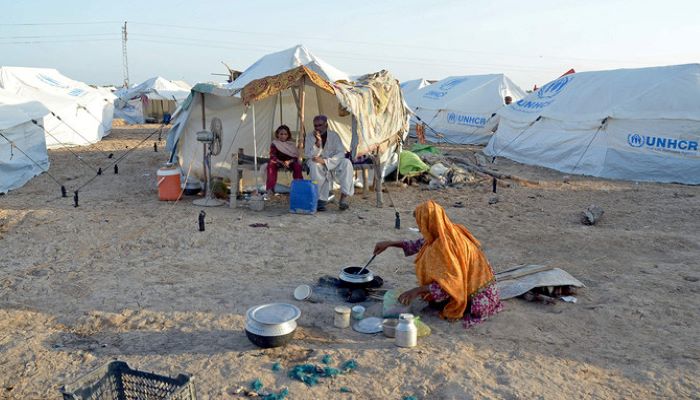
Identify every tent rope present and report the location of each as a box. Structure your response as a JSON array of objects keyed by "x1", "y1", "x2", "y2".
[
  {"x1": 208, "y1": 104, "x2": 249, "y2": 180},
  {"x1": 75, "y1": 124, "x2": 164, "y2": 193},
  {"x1": 0, "y1": 130, "x2": 64, "y2": 188},
  {"x1": 77, "y1": 104, "x2": 113, "y2": 132},
  {"x1": 570, "y1": 117, "x2": 609, "y2": 174},
  {"x1": 49, "y1": 110, "x2": 106, "y2": 151},
  {"x1": 490, "y1": 116, "x2": 542, "y2": 161},
  {"x1": 31, "y1": 119, "x2": 100, "y2": 172}
]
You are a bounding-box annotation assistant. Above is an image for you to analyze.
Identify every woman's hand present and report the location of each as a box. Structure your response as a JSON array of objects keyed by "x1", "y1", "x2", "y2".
[
  {"x1": 373, "y1": 241, "x2": 394, "y2": 255},
  {"x1": 312, "y1": 156, "x2": 325, "y2": 165},
  {"x1": 398, "y1": 286, "x2": 428, "y2": 305}
]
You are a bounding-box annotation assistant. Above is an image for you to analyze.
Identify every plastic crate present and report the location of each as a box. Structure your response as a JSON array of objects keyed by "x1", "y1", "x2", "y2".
[{"x1": 60, "y1": 360, "x2": 196, "y2": 400}]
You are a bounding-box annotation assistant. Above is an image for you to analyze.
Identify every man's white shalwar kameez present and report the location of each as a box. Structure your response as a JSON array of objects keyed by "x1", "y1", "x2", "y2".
[{"x1": 304, "y1": 130, "x2": 354, "y2": 202}]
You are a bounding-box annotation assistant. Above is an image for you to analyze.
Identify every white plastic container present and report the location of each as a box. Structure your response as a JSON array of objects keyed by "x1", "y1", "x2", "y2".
[
  {"x1": 351, "y1": 305, "x2": 365, "y2": 320},
  {"x1": 334, "y1": 306, "x2": 351, "y2": 328},
  {"x1": 395, "y1": 313, "x2": 417, "y2": 348}
]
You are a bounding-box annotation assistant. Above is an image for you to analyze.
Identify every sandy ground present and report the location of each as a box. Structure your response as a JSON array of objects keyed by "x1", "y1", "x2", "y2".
[{"x1": 0, "y1": 125, "x2": 698, "y2": 399}]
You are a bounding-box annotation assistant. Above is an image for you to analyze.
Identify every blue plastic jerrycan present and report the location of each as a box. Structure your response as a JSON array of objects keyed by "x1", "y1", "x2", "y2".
[{"x1": 289, "y1": 180, "x2": 318, "y2": 214}]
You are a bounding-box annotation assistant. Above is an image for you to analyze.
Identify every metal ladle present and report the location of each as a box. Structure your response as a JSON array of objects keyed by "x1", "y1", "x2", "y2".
[{"x1": 355, "y1": 254, "x2": 377, "y2": 275}]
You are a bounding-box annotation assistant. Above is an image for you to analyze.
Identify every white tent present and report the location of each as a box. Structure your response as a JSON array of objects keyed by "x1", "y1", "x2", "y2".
[
  {"x1": 167, "y1": 45, "x2": 409, "y2": 188},
  {"x1": 400, "y1": 78, "x2": 431, "y2": 111},
  {"x1": 485, "y1": 64, "x2": 700, "y2": 184},
  {"x1": 114, "y1": 76, "x2": 191, "y2": 124},
  {"x1": 410, "y1": 74, "x2": 526, "y2": 144},
  {"x1": 0, "y1": 67, "x2": 114, "y2": 148},
  {"x1": 0, "y1": 89, "x2": 51, "y2": 193}
]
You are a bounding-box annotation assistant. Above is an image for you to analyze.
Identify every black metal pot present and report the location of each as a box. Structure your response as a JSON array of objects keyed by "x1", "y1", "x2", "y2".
[
  {"x1": 244, "y1": 329, "x2": 295, "y2": 348},
  {"x1": 338, "y1": 266, "x2": 375, "y2": 289},
  {"x1": 244, "y1": 315, "x2": 297, "y2": 348}
]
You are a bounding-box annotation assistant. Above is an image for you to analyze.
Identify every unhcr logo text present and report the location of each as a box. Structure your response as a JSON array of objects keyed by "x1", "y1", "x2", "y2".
[
  {"x1": 447, "y1": 112, "x2": 487, "y2": 127},
  {"x1": 627, "y1": 133, "x2": 699, "y2": 153}
]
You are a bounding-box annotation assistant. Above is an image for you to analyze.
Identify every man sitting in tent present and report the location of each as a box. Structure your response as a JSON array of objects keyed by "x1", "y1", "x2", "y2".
[{"x1": 305, "y1": 115, "x2": 354, "y2": 211}]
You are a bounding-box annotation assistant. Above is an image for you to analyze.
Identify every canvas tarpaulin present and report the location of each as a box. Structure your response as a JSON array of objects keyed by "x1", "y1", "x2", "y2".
[
  {"x1": 241, "y1": 66, "x2": 335, "y2": 104},
  {"x1": 332, "y1": 70, "x2": 409, "y2": 156}
]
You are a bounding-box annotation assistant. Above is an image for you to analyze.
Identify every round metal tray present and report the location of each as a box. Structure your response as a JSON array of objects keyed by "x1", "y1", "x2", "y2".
[{"x1": 247, "y1": 303, "x2": 301, "y2": 325}]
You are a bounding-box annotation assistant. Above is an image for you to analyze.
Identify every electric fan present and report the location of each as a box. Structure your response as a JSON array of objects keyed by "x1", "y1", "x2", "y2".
[{"x1": 193, "y1": 117, "x2": 225, "y2": 206}]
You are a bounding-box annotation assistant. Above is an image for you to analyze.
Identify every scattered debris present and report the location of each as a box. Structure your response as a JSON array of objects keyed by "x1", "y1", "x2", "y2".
[
  {"x1": 271, "y1": 362, "x2": 282, "y2": 372},
  {"x1": 521, "y1": 292, "x2": 556, "y2": 304},
  {"x1": 581, "y1": 204, "x2": 604, "y2": 225},
  {"x1": 288, "y1": 359, "x2": 357, "y2": 387},
  {"x1": 251, "y1": 379, "x2": 263, "y2": 392},
  {"x1": 249, "y1": 223, "x2": 269, "y2": 228},
  {"x1": 340, "y1": 386, "x2": 353, "y2": 393},
  {"x1": 488, "y1": 195, "x2": 499, "y2": 205},
  {"x1": 560, "y1": 296, "x2": 578, "y2": 303}
]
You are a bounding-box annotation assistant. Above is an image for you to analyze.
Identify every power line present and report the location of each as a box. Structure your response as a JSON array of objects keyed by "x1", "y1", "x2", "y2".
[
  {"x1": 0, "y1": 38, "x2": 119, "y2": 45},
  {"x1": 0, "y1": 21, "x2": 121, "y2": 26},
  {"x1": 0, "y1": 33, "x2": 116, "y2": 39},
  {"x1": 129, "y1": 38, "x2": 565, "y2": 74},
  {"x1": 128, "y1": 21, "x2": 644, "y2": 65}
]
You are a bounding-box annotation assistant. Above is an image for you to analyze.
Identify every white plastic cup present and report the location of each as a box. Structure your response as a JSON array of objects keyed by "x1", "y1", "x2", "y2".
[{"x1": 351, "y1": 305, "x2": 365, "y2": 320}]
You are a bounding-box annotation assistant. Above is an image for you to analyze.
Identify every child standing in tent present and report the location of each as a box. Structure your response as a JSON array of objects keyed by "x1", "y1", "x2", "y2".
[{"x1": 266, "y1": 125, "x2": 303, "y2": 193}]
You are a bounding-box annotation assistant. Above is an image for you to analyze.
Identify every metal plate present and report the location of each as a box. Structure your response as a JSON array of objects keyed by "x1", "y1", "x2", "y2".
[
  {"x1": 352, "y1": 317, "x2": 384, "y2": 334},
  {"x1": 248, "y1": 303, "x2": 301, "y2": 325}
]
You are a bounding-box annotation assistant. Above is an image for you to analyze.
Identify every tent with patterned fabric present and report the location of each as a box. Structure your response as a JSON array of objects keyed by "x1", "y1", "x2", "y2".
[{"x1": 166, "y1": 45, "x2": 410, "y2": 189}]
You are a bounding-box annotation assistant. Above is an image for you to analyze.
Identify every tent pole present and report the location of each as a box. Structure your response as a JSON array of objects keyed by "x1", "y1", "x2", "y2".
[
  {"x1": 396, "y1": 134, "x2": 402, "y2": 186},
  {"x1": 252, "y1": 103, "x2": 259, "y2": 194},
  {"x1": 200, "y1": 93, "x2": 208, "y2": 197},
  {"x1": 278, "y1": 92, "x2": 283, "y2": 127},
  {"x1": 374, "y1": 148, "x2": 384, "y2": 208},
  {"x1": 299, "y1": 76, "x2": 306, "y2": 147}
]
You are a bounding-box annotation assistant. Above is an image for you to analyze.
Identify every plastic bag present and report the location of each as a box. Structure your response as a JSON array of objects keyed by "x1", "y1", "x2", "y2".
[
  {"x1": 382, "y1": 290, "x2": 411, "y2": 318},
  {"x1": 413, "y1": 317, "x2": 431, "y2": 337}
]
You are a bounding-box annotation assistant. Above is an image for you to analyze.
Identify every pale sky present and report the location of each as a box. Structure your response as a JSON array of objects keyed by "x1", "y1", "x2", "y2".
[{"x1": 2, "y1": 0, "x2": 699, "y2": 90}]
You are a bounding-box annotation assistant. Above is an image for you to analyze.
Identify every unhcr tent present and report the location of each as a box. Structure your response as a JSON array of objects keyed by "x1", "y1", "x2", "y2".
[
  {"x1": 0, "y1": 90, "x2": 51, "y2": 193},
  {"x1": 0, "y1": 67, "x2": 114, "y2": 148},
  {"x1": 410, "y1": 74, "x2": 526, "y2": 145},
  {"x1": 114, "y1": 76, "x2": 191, "y2": 124},
  {"x1": 167, "y1": 45, "x2": 410, "y2": 189},
  {"x1": 485, "y1": 64, "x2": 700, "y2": 185},
  {"x1": 400, "y1": 78, "x2": 431, "y2": 110}
]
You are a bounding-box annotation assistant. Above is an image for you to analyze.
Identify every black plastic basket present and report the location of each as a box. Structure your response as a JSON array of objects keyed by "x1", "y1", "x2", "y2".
[{"x1": 60, "y1": 360, "x2": 196, "y2": 400}]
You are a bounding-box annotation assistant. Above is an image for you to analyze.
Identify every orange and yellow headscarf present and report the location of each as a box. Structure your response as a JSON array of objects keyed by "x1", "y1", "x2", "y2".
[{"x1": 414, "y1": 200, "x2": 495, "y2": 319}]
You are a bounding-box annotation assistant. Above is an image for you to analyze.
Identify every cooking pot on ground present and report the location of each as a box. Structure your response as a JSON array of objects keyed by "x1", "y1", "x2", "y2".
[
  {"x1": 244, "y1": 303, "x2": 301, "y2": 348},
  {"x1": 339, "y1": 266, "x2": 375, "y2": 289}
]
